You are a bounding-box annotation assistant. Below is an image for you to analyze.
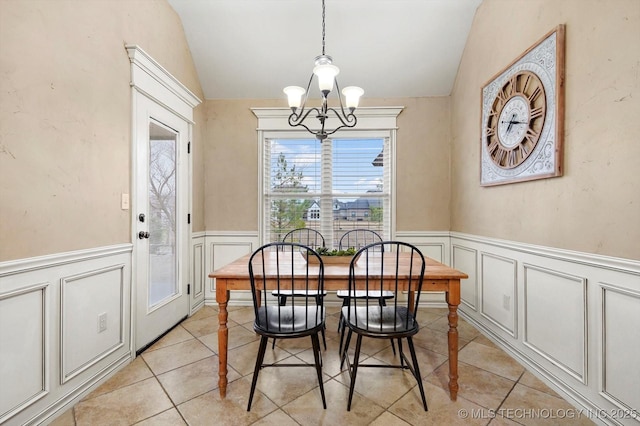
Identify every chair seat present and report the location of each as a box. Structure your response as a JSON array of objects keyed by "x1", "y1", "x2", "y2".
[
  {"x1": 341, "y1": 306, "x2": 418, "y2": 336},
  {"x1": 255, "y1": 306, "x2": 324, "y2": 336},
  {"x1": 271, "y1": 289, "x2": 327, "y2": 350},
  {"x1": 336, "y1": 290, "x2": 394, "y2": 300}
]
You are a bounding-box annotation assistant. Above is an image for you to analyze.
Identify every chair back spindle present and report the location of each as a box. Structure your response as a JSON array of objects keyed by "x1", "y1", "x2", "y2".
[
  {"x1": 338, "y1": 229, "x2": 382, "y2": 251},
  {"x1": 282, "y1": 228, "x2": 325, "y2": 250}
]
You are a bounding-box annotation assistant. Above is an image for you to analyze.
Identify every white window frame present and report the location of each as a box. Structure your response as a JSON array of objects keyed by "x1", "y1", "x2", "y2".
[{"x1": 252, "y1": 106, "x2": 403, "y2": 246}]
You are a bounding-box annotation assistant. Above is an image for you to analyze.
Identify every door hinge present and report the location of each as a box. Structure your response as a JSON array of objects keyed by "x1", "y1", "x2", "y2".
[
  {"x1": 187, "y1": 213, "x2": 191, "y2": 224},
  {"x1": 187, "y1": 284, "x2": 191, "y2": 295},
  {"x1": 187, "y1": 141, "x2": 191, "y2": 154}
]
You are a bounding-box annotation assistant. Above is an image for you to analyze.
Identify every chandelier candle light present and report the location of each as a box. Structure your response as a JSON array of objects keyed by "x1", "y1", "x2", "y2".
[{"x1": 283, "y1": 0, "x2": 364, "y2": 141}]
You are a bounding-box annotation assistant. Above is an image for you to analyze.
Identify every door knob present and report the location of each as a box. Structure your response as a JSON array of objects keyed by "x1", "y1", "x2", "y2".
[{"x1": 138, "y1": 231, "x2": 150, "y2": 239}]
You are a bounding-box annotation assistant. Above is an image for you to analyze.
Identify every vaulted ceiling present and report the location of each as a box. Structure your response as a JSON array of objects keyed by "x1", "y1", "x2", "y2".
[{"x1": 167, "y1": 0, "x2": 483, "y2": 100}]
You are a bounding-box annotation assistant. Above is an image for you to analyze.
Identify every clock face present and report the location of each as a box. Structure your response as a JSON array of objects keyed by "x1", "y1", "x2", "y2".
[{"x1": 485, "y1": 71, "x2": 546, "y2": 169}]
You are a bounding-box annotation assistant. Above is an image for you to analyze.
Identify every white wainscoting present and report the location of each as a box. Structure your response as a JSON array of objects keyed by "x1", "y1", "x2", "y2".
[
  {"x1": 7, "y1": 232, "x2": 636, "y2": 425},
  {"x1": 191, "y1": 232, "x2": 206, "y2": 314},
  {"x1": 0, "y1": 245, "x2": 133, "y2": 426},
  {"x1": 394, "y1": 231, "x2": 451, "y2": 307},
  {"x1": 203, "y1": 231, "x2": 258, "y2": 307},
  {"x1": 451, "y1": 232, "x2": 640, "y2": 426}
]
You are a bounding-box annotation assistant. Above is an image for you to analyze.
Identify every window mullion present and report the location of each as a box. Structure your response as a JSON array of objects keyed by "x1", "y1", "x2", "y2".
[
  {"x1": 263, "y1": 138, "x2": 272, "y2": 243},
  {"x1": 383, "y1": 137, "x2": 391, "y2": 240},
  {"x1": 320, "y1": 138, "x2": 333, "y2": 247}
]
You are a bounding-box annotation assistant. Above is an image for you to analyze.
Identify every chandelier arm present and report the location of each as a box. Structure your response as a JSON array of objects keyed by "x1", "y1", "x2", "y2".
[
  {"x1": 332, "y1": 78, "x2": 357, "y2": 125},
  {"x1": 301, "y1": 124, "x2": 323, "y2": 139},
  {"x1": 321, "y1": 108, "x2": 358, "y2": 137},
  {"x1": 291, "y1": 119, "x2": 324, "y2": 140},
  {"x1": 292, "y1": 72, "x2": 316, "y2": 121},
  {"x1": 288, "y1": 106, "x2": 321, "y2": 127},
  {"x1": 324, "y1": 76, "x2": 356, "y2": 134},
  {"x1": 327, "y1": 108, "x2": 357, "y2": 127}
]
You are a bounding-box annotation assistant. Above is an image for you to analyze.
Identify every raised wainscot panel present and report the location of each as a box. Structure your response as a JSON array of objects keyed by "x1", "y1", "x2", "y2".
[
  {"x1": 193, "y1": 242, "x2": 204, "y2": 298},
  {"x1": 523, "y1": 264, "x2": 587, "y2": 383},
  {"x1": 395, "y1": 233, "x2": 451, "y2": 306},
  {"x1": 480, "y1": 252, "x2": 517, "y2": 336},
  {"x1": 409, "y1": 243, "x2": 447, "y2": 305},
  {"x1": 452, "y1": 245, "x2": 478, "y2": 311},
  {"x1": 0, "y1": 282, "x2": 49, "y2": 423},
  {"x1": 210, "y1": 242, "x2": 253, "y2": 291},
  {"x1": 413, "y1": 243, "x2": 445, "y2": 264},
  {"x1": 600, "y1": 283, "x2": 640, "y2": 414},
  {"x1": 60, "y1": 265, "x2": 125, "y2": 383}
]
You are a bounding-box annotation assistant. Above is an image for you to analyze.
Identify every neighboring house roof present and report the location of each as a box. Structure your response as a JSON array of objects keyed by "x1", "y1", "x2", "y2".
[
  {"x1": 310, "y1": 198, "x2": 381, "y2": 215},
  {"x1": 372, "y1": 151, "x2": 384, "y2": 167},
  {"x1": 344, "y1": 198, "x2": 382, "y2": 210}
]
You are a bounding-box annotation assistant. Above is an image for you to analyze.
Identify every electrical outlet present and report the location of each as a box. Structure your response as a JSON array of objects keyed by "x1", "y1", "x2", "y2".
[
  {"x1": 503, "y1": 295, "x2": 510, "y2": 310},
  {"x1": 98, "y1": 313, "x2": 107, "y2": 333}
]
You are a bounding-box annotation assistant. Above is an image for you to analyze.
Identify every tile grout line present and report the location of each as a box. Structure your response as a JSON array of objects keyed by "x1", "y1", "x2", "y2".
[
  {"x1": 488, "y1": 370, "x2": 527, "y2": 426},
  {"x1": 68, "y1": 308, "x2": 492, "y2": 425},
  {"x1": 148, "y1": 365, "x2": 189, "y2": 426}
]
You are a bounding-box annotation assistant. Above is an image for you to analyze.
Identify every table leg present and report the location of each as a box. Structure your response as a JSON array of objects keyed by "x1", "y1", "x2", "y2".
[
  {"x1": 446, "y1": 281, "x2": 461, "y2": 401},
  {"x1": 447, "y1": 303, "x2": 459, "y2": 401},
  {"x1": 216, "y1": 283, "x2": 230, "y2": 398}
]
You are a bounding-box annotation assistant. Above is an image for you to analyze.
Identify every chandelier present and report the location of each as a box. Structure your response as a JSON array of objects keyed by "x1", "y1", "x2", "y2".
[{"x1": 283, "y1": 0, "x2": 364, "y2": 141}]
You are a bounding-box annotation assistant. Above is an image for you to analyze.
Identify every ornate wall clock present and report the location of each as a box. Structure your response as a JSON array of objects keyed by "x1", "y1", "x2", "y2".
[{"x1": 480, "y1": 25, "x2": 565, "y2": 186}]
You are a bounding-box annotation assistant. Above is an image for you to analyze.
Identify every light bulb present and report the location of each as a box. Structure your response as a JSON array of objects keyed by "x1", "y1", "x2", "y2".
[
  {"x1": 283, "y1": 86, "x2": 306, "y2": 110},
  {"x1": 313, "y1": 64, "x2": 340, "y2": 93},
  {"x1": 342, "y1": 86, "x2": 364, "y2": 110}
]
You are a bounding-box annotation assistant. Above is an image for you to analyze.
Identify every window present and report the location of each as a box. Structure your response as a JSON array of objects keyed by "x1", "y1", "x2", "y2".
[
  {"x1": 264, "y1": 138, "x2": 390, "y2": 247},
  {"x1": 253, "y1": 107, "x2": 402, "y2": 248}
]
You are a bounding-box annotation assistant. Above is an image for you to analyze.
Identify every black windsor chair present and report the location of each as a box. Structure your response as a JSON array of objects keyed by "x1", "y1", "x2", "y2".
[
  {"x1": 339, "y1": 241, "x2": 428, "y2": 411},
  {"x1": 247, "y1": 242, "x2": 326, "y2": 411}
]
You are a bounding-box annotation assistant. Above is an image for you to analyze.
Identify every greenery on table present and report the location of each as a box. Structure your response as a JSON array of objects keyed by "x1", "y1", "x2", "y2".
[{"x1": 316, "y1": 247, "x2": 357, "y2": 256}]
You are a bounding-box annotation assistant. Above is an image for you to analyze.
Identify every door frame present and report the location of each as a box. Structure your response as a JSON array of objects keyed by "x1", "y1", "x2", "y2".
[{"x1": 126, "y1": 45, "x2": 201, "y2": 354}]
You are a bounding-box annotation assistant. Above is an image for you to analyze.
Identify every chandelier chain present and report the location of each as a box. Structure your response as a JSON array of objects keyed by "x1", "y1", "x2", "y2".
[{"x1": 321, "y1": 0, "x2": 326, "y2": 55}]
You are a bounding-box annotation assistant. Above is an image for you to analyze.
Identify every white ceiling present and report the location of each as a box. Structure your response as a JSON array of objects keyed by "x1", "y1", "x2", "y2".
[{"x1": 167, "y1": 0, "x2": 482, "y2": 100}]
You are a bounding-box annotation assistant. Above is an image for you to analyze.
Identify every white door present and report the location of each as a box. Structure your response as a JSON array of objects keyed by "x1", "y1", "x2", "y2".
[{"x1": 134, "y1": 95, "x2": 190, "y2": 352}]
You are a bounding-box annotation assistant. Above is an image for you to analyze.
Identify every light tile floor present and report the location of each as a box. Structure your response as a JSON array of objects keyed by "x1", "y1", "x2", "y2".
[{"x1": 50, "y1": 306, "x2": 594, "y2": 426}]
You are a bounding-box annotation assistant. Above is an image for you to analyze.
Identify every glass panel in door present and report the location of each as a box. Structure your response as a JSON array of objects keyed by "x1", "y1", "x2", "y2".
[{"x1": 148, "y1": 122, "x2": 177, "y2": 307}]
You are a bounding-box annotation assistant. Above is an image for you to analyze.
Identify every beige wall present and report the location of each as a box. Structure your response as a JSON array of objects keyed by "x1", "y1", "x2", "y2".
[
  {"x1": 203, "y1": 97, "x2": 451, "y2": 233},
  {"x1": 4, "y1": 0, "x2": 637, "y2": 262},
  {"x1": 0, "y1": 0, "x2": 205, "y2": 261},
  {"x1": 451, "y1": 0, "x2": 640, "y2": 260}
]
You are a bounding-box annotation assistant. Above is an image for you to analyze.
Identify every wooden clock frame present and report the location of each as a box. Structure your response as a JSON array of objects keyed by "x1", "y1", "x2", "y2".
[{"x1": 480, "y1": 25, "x2": 566, "y2": 186}]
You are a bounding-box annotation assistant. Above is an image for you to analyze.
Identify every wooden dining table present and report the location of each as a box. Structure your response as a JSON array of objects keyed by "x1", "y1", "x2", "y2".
[{"x1": 209, "y1": 250, "x2": 468, "y2": 401}]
